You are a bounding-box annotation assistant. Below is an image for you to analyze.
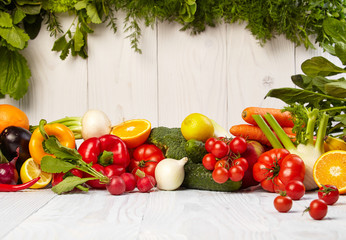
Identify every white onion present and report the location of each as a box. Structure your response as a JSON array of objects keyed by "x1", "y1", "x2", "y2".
[
  {"x1": 81, "y1": 110, "x2": 112, "y2": 140},
  {"x1": 155, "y1": 157, "x2": 188, "y2": 191}
]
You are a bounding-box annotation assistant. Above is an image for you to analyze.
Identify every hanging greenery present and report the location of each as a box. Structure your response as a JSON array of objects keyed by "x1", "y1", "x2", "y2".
[{"x1": 0, "y1": 0, "x2": 345, "y2": 100}]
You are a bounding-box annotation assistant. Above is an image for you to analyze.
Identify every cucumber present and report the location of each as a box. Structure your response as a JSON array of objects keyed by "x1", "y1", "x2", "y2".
[
  {"x1": 184, "y1": 139, "x2": 208, "y2": 164},
  {"x1": 182, "y1": 163, "x2": 242, "y2": 192}
]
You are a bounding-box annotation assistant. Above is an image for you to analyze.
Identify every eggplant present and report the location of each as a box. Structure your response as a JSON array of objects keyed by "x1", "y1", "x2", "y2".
[{"x1": 0, "y1": 126, "x2": 32, "y2": 174}]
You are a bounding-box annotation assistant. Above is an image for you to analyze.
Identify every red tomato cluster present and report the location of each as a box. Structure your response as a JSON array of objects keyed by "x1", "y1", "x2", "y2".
[{"x1": 202, "y1": 136, "x2": 249, "y2": 184}]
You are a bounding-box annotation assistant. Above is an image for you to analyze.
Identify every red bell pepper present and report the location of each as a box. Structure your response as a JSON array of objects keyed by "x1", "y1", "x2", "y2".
[
  {"x1": 78, "y1": 134, "x2": 130, "y2": 168},
  {"x1": 253, "y1": 148, "x2": 305, "y2": 193}
]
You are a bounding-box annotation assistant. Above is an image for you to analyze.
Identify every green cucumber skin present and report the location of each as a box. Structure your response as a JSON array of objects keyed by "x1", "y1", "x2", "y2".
[
  {"x1": 183, "y1": 163, "x2": 242, "y2": 192},
  {"x1": 184, "y1": 139, "x2": 208, "y2": 164}
]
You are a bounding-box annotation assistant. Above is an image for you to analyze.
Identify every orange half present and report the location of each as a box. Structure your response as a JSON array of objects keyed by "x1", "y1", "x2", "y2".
[
  {"x1": 110, "y1": 119, "x2": 151, "y2": 149},
  {"x1": 313, "y1": 150, "x2": 346, "y2": 194}
]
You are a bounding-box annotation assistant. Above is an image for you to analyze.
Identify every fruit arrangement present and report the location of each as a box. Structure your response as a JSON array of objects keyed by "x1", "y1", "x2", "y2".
[{"x1": 0, "y1": 102, "x2": 345, "y2": 220}]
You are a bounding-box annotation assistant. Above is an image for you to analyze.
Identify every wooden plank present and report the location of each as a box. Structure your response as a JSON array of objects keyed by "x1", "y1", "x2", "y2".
[
  {"x1": 3, "y1": 190, "x2": 148, "y2": 239},
  {"x1": 86, "y1": 13, "x2": 158, "y2": 127},
  {"x1": 18, "y1": 15, "x2": 88, "y2": 125},
  {"x1": 0, "y1": 189, "x2": 56, "y2": 239},
  {"x1": 226, "y1": 23, "x2": 296, "y2": 128},
  {"x1": 157, "y1": 22, "x2": 228, "y2": 128}
]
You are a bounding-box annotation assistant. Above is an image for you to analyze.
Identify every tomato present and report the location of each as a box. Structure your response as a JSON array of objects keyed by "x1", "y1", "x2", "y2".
[
  {"x1": 228, "y1": 165, "x2": 244, "y2": 182},
  {"x1": 306, "y1": 199, "x2": 328, "y2": 220},
  {"x1": 253, "y1": 149, "x2": 305, "y2": 193},
  {"x1": 318, "y1": 185, "x2": 339, "y2": 205},
  {"x1": 212, "y1": 167, "x2": 229, "y2": 184},
  {"x1": 131, "y1": 160, "x2": 158, "y2": 180},
  {"x1": 285, "y1": 180, "x2": 305, "y2": 200},
  {"x1": 229, "y1": 137, "x2": 247, "y2": 154},
  {"x1": 233, "y1": 157, "x2": 248, "y2": 172},
  {"x1": 205, "y1": 137, "x2": 217, "y2": 153},
  {"x1": 106, "y1": 176, "x2": 126, "y2": 195},
  {"x1": 215, "y1": 159, "x2": 230, "y2": 169},
  {"x1": 133, "y1": 144, "x2": 165, "y2": 163},
  {"x1": 211, "y1": 140, "x2": 229, "y2": 158},
  {"x1": 274, "y1": 194, "x2": 292, "y2": 213},
  {"x1": 202, "y1": 153, "x2": 217, "y2": 170}
]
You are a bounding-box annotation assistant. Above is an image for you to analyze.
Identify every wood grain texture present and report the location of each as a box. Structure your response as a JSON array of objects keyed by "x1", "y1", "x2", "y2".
[{"x1": 2, "y1": 189, "x2": 345, "y2": 240}]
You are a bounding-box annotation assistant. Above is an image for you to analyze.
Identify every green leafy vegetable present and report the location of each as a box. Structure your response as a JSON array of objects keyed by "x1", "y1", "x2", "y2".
[
  {"x1": 52, "y1": 176, "x2": 95, "y2": 194},
  {"x1": 266, "y1": 17, "x2": 346, "y2": 137},
  {"x1": 1, "y1": 0, "x2": 346, "y2": 100}
]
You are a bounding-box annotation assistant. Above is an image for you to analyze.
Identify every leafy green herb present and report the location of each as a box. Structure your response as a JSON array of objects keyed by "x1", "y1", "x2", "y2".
[
  {"x1": 51, "y1": 176, "x2": 96, "y2": 194},
  {"x1": 37, "y1": 120, "x2": 109, "y2": 194},
  {"x1": 1, "y1": 0, "x2": 346, "y2": 100},
  {"x1": 266, "y1": 17, "x2": 346, "y2": 137}
]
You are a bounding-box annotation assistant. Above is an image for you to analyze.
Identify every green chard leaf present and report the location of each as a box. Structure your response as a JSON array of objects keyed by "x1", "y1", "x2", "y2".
[
  {"x1": 301, "y1": 57, "x2": 346, "y2": 77},
  {"x1": 75, "y1": 0, "x2": 88, "y2": 10},
  {"x1": 52, "y1": 35, "x2": 68, "y2": 51},
  {"x1": 323, "y1": 18, "x2": 346, "y2": 43},
  {"x1": 0, "y1": 25, "x2": 30, "y2": 49},
  {"x1": 13, "y1": 9, "x2": 26, "y2": 25},
  {"x1": 324, "y1": 81, "x2": 346, "y2": 98},
  {"x1": 52, "y1": 176, "x2": 95, "y2": 194},
  {"x1": 43, "y1": 137, "x2": 81, "y2": 161},
  {"x1": 0, "y1": 48, "x2": 30, "y2": 99},
  {"x1": 73, "y1": 25, "x2": 84, "y2": 52},
  {"x1": 334, "y1": 42, "x2": 346, "y2": 65},
  {"x1": 41, "y1": 156, "x2": 76, "y2": 173},
  {"x1": 86, "y1": 3, "x2": 102, "y2": 24},
  {"x1": 0, "y1": 11, "x2": 13, "y2": 27},
  {"x1": 265, "y1": 88, "x2": 345, "y2": 108}
]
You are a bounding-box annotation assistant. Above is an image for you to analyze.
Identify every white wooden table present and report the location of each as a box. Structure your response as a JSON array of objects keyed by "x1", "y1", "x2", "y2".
[{"x1": 1, "y1": 187, "x2": 345, "y2": 240}]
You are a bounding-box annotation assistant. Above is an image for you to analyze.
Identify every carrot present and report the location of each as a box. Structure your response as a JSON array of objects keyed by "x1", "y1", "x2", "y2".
[
  {"x1": 241, "y1": 107, "x2": 294, "y2": 128},
  {"x1": 229, "y1": 124, "x2": 295, "y2": 147}
]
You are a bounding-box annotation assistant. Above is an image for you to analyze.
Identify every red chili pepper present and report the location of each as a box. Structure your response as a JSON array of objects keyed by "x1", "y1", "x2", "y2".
[
  {"x1": 0, "y1": 177, "x2": 40, "y2": 192},
  {"x1": 78, "y1": 134, "x2": 130, "y2": 168}
]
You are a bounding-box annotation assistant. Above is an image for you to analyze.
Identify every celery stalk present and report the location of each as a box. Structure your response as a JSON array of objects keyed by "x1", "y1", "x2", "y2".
[
  {"x1": 264, "y1": 113, "x2": 296, "y2": 151},
  {"x1": 252, "y1": 115, "x2": 283, "y2": 149}
]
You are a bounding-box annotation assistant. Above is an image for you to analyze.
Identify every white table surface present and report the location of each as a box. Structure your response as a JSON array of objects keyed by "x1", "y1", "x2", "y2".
[{"x1": 1, "y1": 186, "x2": 345, "y2": 240}]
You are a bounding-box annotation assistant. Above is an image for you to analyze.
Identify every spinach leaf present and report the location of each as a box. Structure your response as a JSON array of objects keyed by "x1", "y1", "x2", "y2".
[
  {"x1": 301, "y1": 57, "x2": 346, "y2": 77},
  {"x1": 0, "y1": 47, "x2": 30, "y2": 99}
]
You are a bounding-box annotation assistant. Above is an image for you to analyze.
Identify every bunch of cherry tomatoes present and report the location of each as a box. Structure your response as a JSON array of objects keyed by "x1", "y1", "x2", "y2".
[{"x1": 202, "y1": 136, "x2": 249, "y2": 184}]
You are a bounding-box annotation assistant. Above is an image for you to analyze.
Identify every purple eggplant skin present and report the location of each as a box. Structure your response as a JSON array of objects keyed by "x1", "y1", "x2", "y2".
[{"x1": 0, "y1": 126, "x2": 32, "y2": 174}]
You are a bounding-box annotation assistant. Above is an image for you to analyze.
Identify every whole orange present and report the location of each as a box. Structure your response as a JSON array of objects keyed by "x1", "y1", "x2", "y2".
[{"x1": 0, "y1": 104, "x2": 30, "y2": 134}]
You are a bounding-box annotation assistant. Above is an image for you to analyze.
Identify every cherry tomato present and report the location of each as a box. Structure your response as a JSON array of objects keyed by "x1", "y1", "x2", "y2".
[
  {"x1": 212, "y1": 167, "x2": 229, "y2": 184},
  {"x1": 131, "y1": 160, "x2": 158, "y2": 181},
  {"x1": 106, "y1": 176, "x2": 126, "y2": 195},
  {"x1": 228, "y1": 165, "x2": 244, "y2": 182},
  {"x1": 211, "y1": 140, "x2": 229, "y2": 158},
  {"x1": 215, "y1": 159, "x2": 230, "y2": 169},
  {"x1": 306, "y1": 199, "x2": 328, "y2": 220},
  {"x1": 205, "y1": 137, "x2": 217, "y2": 153},
  {"x1": 274, "y1": 194, "x2": 292, "y2": 213},
  {"x1": 120, "y1": 172, "x2": 136, "y2": 192},
  {"x1": 285, "y1": 180, "x2": 305, "y2": 200},
  {"x1": 202, "y1": 153, "x2": 217, "y2": 170},
  {"x1": 229, "y1": 136, "x2": 247, "y2": 154},
  {"x1": 233, "y1": 157, "x2": 249, "y2": 172},
  {"x1": 132, "y1": 144, "x2": 165, "y2": 163},
  {"x1": 318, "y1": 185, "x2": 339, "y2": 205}
]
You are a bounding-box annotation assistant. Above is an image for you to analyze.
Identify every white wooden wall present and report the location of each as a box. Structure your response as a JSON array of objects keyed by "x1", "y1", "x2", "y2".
[{"x1": 0, "y1": 14, "x2": 325, "y2": 130}]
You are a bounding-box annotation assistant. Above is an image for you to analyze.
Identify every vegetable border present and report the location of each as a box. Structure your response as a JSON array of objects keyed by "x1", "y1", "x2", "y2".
[{"x1": 1, "y1": 0, "x2": 346, "y2": 100}]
